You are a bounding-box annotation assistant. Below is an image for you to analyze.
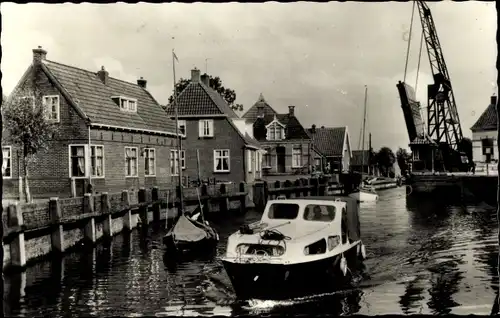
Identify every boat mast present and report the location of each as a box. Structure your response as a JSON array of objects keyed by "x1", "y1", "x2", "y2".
[
  {"x1": 361, "y1": 85, "x2": 368, "y2": 176},
  {"x1": 172, "y1": 49, "x2": 184, "y2": 215}
]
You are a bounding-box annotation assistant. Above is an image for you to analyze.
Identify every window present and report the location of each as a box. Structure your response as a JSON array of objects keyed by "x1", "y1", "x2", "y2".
[
  {"x1": 292, "y1": 146, "x2": 302, "y2": 168},
  {"x1": 268, "y1": 203, "x2": 299, "y2": 220},
  {"x1": 178, "y1": 120, "x2": 186, "y2": 136},
  {"x1": 482, "y1": 138, "x2": 494, "y2": 156},
  {"x1": 214, "y1": 149, "x2": 230, "y2": 172},
  {"x1": 252, "y1": 151, "x2": 256, "y2": 173},
  {"x1": 128, "y1": 100, "x2": 137, "y2": 112},
  {"x1": 125, "y1": 147, "x2": 138, "y2": 177},
  {"x1": 144, "y1": 148, "x2": 156, "y2": 176},
  {"x1": 70, "y1": 145, "x2": 86, "y2": 177},
  {"x1": 263, "y1": 149, "x2": 272, "y2": 168},
  {"x1": 90, "y1": 145, "x2": 104, "y2": 177},
  {"x1": 199, "y1": 119, "x2": 214, "y2": 137},
  {"x1": 42, "y1": 95, "x2": 60, "y2": 122},
  {"x1": 114, "y1": 96, "x2": 138, "y2": 113},
  {"x1": 170, "y1": 149, "x2": 185, "y2": 175},
  {"x1": 266, "y1": 122, "x2": 285, "y2": 141},
  {"x1": 303, "y1": 204, "x2": 336, "y2": 222},
  {"x1": 413, "y1": 150, "x2": 419, "y2": 161},
  {"x1": 256, "y1": 152, "x2": 261, "y2": 173},
  {"x1": 247, "y1": 150, "x2": 252, "y2": 173},
  {"x1": 2, "y1": 147, "x2": 12, "y2": 178}
]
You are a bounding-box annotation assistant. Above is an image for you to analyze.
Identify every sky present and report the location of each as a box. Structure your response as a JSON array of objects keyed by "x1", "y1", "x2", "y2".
[{"x1": 1, "y1": 2, "x2": 497, "y2": 152}]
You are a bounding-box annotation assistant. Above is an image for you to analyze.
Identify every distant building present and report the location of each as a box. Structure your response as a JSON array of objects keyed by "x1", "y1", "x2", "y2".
[
  {"x1": 470, "y1": 95, "x2": 498, "y2": 165},
  {"x1": 306, "y1": 125, "x2": 351, "y2": 173},
  {"x1": 165, "y1": 68, "x2": 263, "y2": 185},
  {"x1": 2, "y1": 46, "x2": 179, "y2": 199},
  {"x1": 243, "y1": 94, "x2": 312, "y2": 176}
]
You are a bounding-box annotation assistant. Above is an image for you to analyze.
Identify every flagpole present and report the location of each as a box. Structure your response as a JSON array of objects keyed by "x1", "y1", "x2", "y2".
[{"x1": 172, "y1": 49, "x2": 184, "y2": 215}]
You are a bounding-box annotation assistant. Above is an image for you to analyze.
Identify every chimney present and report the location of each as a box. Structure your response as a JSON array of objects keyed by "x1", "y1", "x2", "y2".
[
  {"x1": 191, "y1": 68, "x2": 201, "y2": 83},
  {"x1": 321, "y1": 126, "x2": 325, "y2": 129},
  {"x1": 311, "y1": 124, "x2": 316, "y2": 133},
  {"x1": 491, "y1": 95, "x2": 497, "y2": 106},
  {"x1": 288, "y1": 105, "x2": 295, "y2": 116},
  {"x1": 97, "y1": 66, "x2": 109, "y2": 85},
  {"x1": 32, "y1": 46, "x2": 47, "y2": 65},
  {"x1": 137, "y1": 77, "x2": 147, "y2": 89},
  {"x1": 200, "y1": 73, "x2": 210, "y2": 86},
  {"x1": 257, "y1": 105, "x2": 265, "y2": 118}
]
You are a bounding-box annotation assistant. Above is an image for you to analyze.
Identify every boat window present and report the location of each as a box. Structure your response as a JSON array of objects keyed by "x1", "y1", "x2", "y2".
[
  {"x1": 303, "y1": 204, "x2": 336, "y2": 222},
  {"x1": 268, "y1": 203, "x2": 300, "y2": 220}
]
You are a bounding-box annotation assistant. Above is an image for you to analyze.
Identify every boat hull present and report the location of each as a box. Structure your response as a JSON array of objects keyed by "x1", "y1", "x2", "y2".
[
  {"x1": 163, "y1": 234, "x2": 218, "y2": 254},
  {"x1": 221, "y1": 243, "x2": 361, "y2": 300},
  {"x1": 348, "y1": 190, "x2": 378, "y2": 202}
]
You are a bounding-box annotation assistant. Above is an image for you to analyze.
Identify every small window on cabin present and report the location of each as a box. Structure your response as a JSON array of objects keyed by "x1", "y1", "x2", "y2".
[
  {"x1": 303, "y1": 204, "x2": 336, "y2": 222},
  {"x1": 268, "y1": 203, "x2": 299, "y2": 220}
]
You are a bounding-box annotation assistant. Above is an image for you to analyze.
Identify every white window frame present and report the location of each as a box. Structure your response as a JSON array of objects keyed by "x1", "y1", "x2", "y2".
[
  {"x1": 68, "y1": 144, "x2": 88, "y2": 178},
  {"x1": 2, "y1": 146, "x2": 12, "y2": 179},
  {"x1": 125, "y1": 146, "x2": 139, "y2": 177},
  {"x1": 214, "y1": 149, "x2": 230, "y2": 173},
  {"x1": 113, "y1": 96, "x2": 138, "y2": 113},
  {"x1": 266, "y1": 121, "x2": 286, "y2": 141},
  {"x1": 199, "y1": 119, "x2": 214, "y2": 137},
  {"x1": 247, "y1": 150, "x2": 252, "y2": 173},
  {"x1": 90, "y1": 145, "x2": 105, "y2": 178},
  {"x1": 413, "y1": 150, "x2": 419, "y2": 161},
  {"x1": 292, "y1": 146, "x2": 302, "y2": 168},
  {"x1": 144, "y1": 148, "x2": 156, "y2": 177},
  {"x1": 263, "y1": 148, "x2": 272, "y2": 168},
  {"x1": 170, "y1": 149, "x2": 186, "y2": 176},
  {"x1": 178, "y1": 120, "x2": 187, "y2": 137},
  {"x1": 42, "y1": 95, "x2": 60, "y2": 123}
]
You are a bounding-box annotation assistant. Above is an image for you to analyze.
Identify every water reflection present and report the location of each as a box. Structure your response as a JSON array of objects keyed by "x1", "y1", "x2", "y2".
[{"x1": 2, "y1": 187, "x2": 499, "y2": 316}]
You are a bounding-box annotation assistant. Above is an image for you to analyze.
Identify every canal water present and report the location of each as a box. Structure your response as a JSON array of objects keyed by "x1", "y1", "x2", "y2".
[{"x1": 3, "y1": 187, "x2": 499, "y2": 316}]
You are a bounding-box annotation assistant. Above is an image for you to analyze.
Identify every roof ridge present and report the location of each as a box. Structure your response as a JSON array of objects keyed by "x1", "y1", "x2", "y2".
[
  {"x1": 199, "y1": 81, "x2": 238, "y2": 117},
  {"x1": 45, "y1": 59, "x2": 142, "y2": 89}
]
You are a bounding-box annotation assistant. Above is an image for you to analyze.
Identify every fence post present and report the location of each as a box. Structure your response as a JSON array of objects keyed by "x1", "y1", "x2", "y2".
[
  {"x1": 284, "y1": 180, "x2": 292, "y2": 198},
  {"x1": 201, "y1": 184, "x2": 211, "y2": 215},
  {"x1": 138, "y1": 188, "x2": 148, "y2": 226},
  {"x1": 219, "y1": 183, "x2": 228, "y2": 213},
  {"x1": 101, "y1": 192, "x2": 113, "y2": 238},
  {"x1": 294, "y1": 179, "x2": 302, "y2": 198},
  {"x1": 83, "y1": 193, "x2": 96, "y2": 244},
  {"x1": 152, "y1": 187, "x2": 161, "y2": 223},
  {"x1": 122, "y1": 190, "x2": 132, "y2": 231},
  {"x1": 239, "y1": 182, "x2": 246, "y2": 214},
  {"x1": 49, "y1": 197, "x2": 65, "y2": 253},
  {"x1": 302, "y1": 178, "x2": 309, "y2": 197},
  {"x1": 319, "y1": 177, "x2": 326, "y2": 196},
  {"x1": 310, "y1": 178, "x2": 318, "y2": 196},
  {"x1": 8, "y1": 203, "x2": 26, "y2": 268},
  {"x1": 274, "y1": 181, "x2": 281, "y2": 200}
]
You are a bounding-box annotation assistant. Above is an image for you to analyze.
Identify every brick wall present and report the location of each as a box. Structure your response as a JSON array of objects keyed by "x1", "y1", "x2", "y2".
[
  {"x1": 261, "y1": 141, "x2": 311, "y2": 174},
  {"x1": 180, "y1": 117, "x2": 246, "y2": 184}
]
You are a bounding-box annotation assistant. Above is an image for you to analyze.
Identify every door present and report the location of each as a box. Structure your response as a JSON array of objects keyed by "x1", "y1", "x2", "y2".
[{"x1": 276, "y1": 146, "x2": 286, "y2": 173}]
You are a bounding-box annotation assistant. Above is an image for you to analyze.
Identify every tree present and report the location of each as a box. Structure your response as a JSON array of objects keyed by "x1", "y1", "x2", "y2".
[
  {"x1": 375, "y1": 147, "x2": 396, "y2": 177},
  {"x1": 396, "y1": 147, "x2": 412, "y2": 175},
  {"x1": 167, "y1": 74, "x2": 244, "y2": 112},
  {"x1": 3, "y1": 89, "x2": 60, "y2": 203}
]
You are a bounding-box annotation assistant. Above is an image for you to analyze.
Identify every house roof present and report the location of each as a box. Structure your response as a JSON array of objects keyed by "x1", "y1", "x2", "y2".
[
  {"x1": 306, "y1": 127, "x2": 346, "y2": 157},
  {"x1": 253, "y1": 113, "x2": 311, "y2": 141},
  {"x1": 471, "y1": 102, "x2": 497, "y2": 132},
  {"x1": 40, "y1": 60, "x2": 177, "y2": 135},
  {"x1": 242, "y1": 93, "x2": 278, "y2": 122},
  {"x1": 164, "y1": 81, "x2": 239, "y2": 118},
  {"x1": 351, "y1": 150, "x2": 370, "y2": 166}
]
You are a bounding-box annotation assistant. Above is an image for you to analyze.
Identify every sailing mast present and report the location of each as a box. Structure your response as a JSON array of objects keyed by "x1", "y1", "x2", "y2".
[
  {"x1": 172, "y1": 49, "x2": 184, "y2": 215},
  {"x1": 361, "y1": 85, "x2": 368, "y2": 176}
]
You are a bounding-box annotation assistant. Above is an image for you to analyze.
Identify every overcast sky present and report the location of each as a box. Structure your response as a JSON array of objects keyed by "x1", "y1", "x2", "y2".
[{"x1": 1, "y1": 2, "x2": 496, "y2": 151}]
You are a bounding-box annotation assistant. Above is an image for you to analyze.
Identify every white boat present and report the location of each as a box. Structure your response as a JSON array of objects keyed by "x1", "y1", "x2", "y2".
[
  {"x1": 220, "y1": 196, "x2": 367, "y2": 300},
  {"x1": 348, "y1": 185, "x2": 379, "y2": 202}
]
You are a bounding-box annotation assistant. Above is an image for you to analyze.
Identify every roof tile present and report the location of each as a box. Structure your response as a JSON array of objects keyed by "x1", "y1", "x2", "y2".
[
  {"x1": 253, "y1": 114, "x2": 310, "y2": 141},
  {"x1": 242, "y1": 93, "x2": 278, "y2": 122},
  {"x1": 307, "y1": 127, "x2": 346, "y2": 157},
  {"x1": 471, "y1": 103, "x2": 497, "y2": 132}
]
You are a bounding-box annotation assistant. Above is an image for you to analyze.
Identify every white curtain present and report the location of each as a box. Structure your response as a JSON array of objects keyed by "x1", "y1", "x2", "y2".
[{"x1": 77, "y1": 147, "x2": 85, "y2": 175}]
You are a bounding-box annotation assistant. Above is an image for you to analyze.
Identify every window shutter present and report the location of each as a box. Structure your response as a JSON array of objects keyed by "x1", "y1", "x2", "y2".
[
  {"x1": 209, "y1": 120, "x2": 214, "y2": 137},
  {"x1": 198, "y1": 120, "x2": 204, "y2": 137}
]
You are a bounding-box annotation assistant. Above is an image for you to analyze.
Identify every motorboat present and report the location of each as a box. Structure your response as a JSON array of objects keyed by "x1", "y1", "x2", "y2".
[
  {"x1": 163, "y1": 204, "x2": 219, "y2": 254},
  {"x1": 220, "y1": 196, "x2": 367, "y2": 300},
  {"x1": 348, "y1": 184, "x2": 379, "y2": 203}
]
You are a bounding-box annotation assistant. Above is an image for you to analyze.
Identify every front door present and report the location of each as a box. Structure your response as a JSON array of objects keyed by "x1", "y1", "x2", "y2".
[{"x1": 276, "y1": 147, "x2": 286, "y2": 173}]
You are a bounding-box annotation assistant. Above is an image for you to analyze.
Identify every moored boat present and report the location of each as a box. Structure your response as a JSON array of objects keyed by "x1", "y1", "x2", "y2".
[
  {"x1": 220, "y1": 196, "x2": 367, "y2": 300},
  {"x1": 348, "y1": 184, "x2": 379, "y2": 202}
]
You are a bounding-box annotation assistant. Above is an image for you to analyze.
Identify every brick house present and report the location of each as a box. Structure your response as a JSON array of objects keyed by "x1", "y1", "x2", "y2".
[
  {"x1": 470, "y1": 95, "x2": 498, "y2": 169},
  {"x1": 306, "y1": 125, "x2": 352, "y2": 173},
  {"x1": 243, "y1": 94, "x2": 312, "y2": 175},
  {"x1": 2, "y1": 46, "x2": 179, "y2": 200},
  {"x1": 164, "y1": 68, "x2": 263, "y2": 185}
]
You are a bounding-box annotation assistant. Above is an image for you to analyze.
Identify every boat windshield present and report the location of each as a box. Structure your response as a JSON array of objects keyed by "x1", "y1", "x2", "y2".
[
  {"x1": 303, "y1": 204, "x2": 336, "y2": 222},
  {"x1": 268, "y1": 203, "x2": 300, "y2": 220}
]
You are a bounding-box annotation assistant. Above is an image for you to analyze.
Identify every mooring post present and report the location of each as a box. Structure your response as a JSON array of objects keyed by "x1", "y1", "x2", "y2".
[
  {"x1": 152, "y1": 187, "x2": 161, "y2": 223},
  {"x1": 83, "y1": 193, "x2": 96, "y2": 244},
  {"x1": 201, "y1": 183, "x2": 211, "y2": 215},
  {"x1": 122, "y1": 190, "x2": 132, "y2": 231},
  {"x1": 138, "y1": 188, "x2": 148, "y2": 226},
  {"x1": 219, "y1": 183, "x2": 228, "y2": 213},
  {"x1": 239, "y1": 182, "x2": 246, "y2": 214},
  {"x1": 49, "y1": 197, "x2": 65, "y2": 253},
  {"x1": 101, "y1": 192, "x2": 113, "y2": 238},
  {"x1": 295, "y1": 179, "x2": 302, "y2": 198},
  {"x1": 284, "y1": 180, "x2": 292, "y2": 199},
  {"x1": 319, "y1": 177, "x2": 326, "y2": 196},
  {"x1": 8, "y1": 203, "x2": 26, "y2": 268}
]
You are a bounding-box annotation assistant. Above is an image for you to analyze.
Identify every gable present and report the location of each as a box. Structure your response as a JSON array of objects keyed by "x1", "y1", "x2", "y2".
[
  {"x1": 307, "y1": 127, "x2": 346, "y2": 157},
  {"x1": 253, "y1": 114, "x2": 310, "y2": 141},
  {"x1": 242, "y1": 94, "x2": 278, "y2": 122},
  {"x1": 42, "y1": 60, "x2": 176, "y2": 135}
]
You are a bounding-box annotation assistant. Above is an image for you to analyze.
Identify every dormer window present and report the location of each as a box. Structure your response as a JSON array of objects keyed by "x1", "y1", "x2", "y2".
[
  {"x1": 112, "y1": 96, "x2": 137, "y2": 113},
  {"x1": 266, "y1": 121, "x2": 285, "y2": 141}
]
